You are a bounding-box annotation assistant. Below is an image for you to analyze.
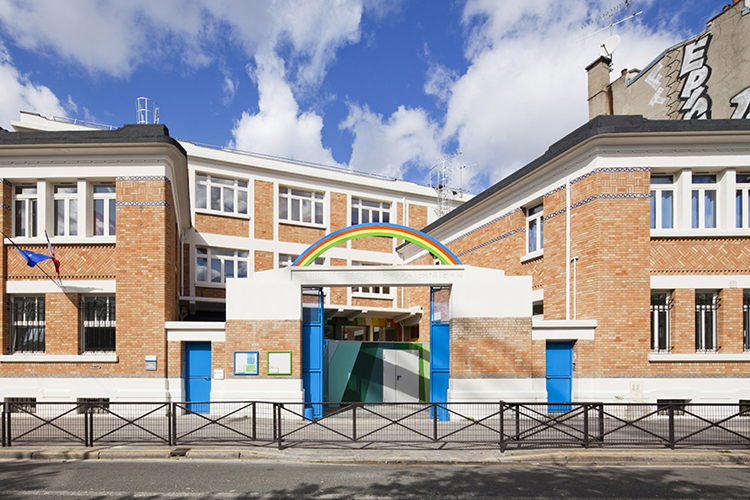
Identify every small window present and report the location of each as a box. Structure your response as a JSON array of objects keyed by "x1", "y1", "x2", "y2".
[
  {"x1": 54, "y1": 184, "x2": 79, "y2": 236},
  {"x1": 81, "y1": 296, "x2": 116, "y2": 352},
  {"x1": 351, "y1": 262, "x2": 391, "y2": 297},
  {"x1": 278, "y1": 254, "x2": 324, "y2": 268},
  {"x1": 93, "y1": 184, "x2": 116, "y2": 236},
  {"x1": 744, "y1": 292, "x2": 750, "y2": 352},
  {"x1": 650, "y1": 175, "x2": 674, "y2": 230},
  {"x1": 657, "y1": 399, "x2": 689, "y2": 416},
  {"x1": 279, "y1": 187, "x2": 324, "y2": 225},
  {"x1": 736, "y1": 174, "x2": 750, "y2": 229},
  {"x1": 196, "y1": 247, "x2": 249, "y2": 284},
  {"x1": 526, "y1": 203, "x2": 543, "y2": 253},
  {"x1": 5, "y1": 397, "x2": 37, "y2": 414},
  {"x1": 695, "y1": 292, "x2": 719, "y2": 352},
  {"x1": 10, "y1": 296, "x2": 45, "y2": 353},
  {"x1": 691, "y1": 174, "x2": 717, "y2": 229},
  {"x1": 650, "y1": 292, "x2": 672, "y2": 352},
  {"x1": 77, "y1": 397, "x2": 110, "y2": 414},
  {"x1": 13, "y1": 185, "x2": 38, "y2": 237},
  {"x1": 195, "y1": 174, "x2": 249, "y2": 215},
  {"x1": 351, "y1": 198, "x2": 390, "y2": 224},
  {"x1": 532, "y1": 301, "x2": 544, "y2": 317}
]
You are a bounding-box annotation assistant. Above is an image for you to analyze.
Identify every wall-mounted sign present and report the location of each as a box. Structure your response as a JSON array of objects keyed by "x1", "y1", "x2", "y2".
[
  {"x1": 267, "y1": 351, "x2": 292, "y2": 375},
  {"x1": 234, "y1": 351, "x2": 259, "y2": 376},
  {"x1": 145, "y1": 355, "x2": 157, "y2": 371}
]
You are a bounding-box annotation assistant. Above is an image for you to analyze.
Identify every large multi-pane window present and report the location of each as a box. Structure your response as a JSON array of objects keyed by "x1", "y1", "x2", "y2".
[
  {"x1": 13, "y1": 185, "x2": 38, "y2": 238},
  {"x1": 10, "y1": 296, "x2": 45, "y2": 353},
  {"x1": 279, "y1": 187, "x2": 324, "y2": 225},
  {"x1": 278, "y1": 254, "x2": 324, "y2": 268},
  {"x1": 526, "y1": 203, "x2": 543, "y2": 253},
  {"x1": 691, "y1": 174, "x2": 717, "y2": 229},
  {"x1": 736, "y1": 174, "x2": 750, "y2": 228},
  {"x1": 695, "y1": 291, "x2": 719, "y2": 352},
  {"x1": 650, "y1": 175, "x2": 674, "y2": 230},
  {"x1": 81, "y1": 296, "x2": 115, "y2": 352},
  {"x1": 195, "y1": 174, "x2": 248, "y2": 215},
  {"x1": 351, "y1": 262, "x2": 391, "y2": 296},
  {"x1": 744, "y1": 291, "x2": 750, "y2": 352},
  {"x1": 54, "y1": 184, "x2": 78, "y2": 236},
  {"x1": 93, "y1": 184, "x2": 116, "y2": 236},
  {"x1": 196, "y1": 247, "x2": 249, "y2": 284},
  {"x1": 650, "y1": 292, "x2": 671, "y2": 352},
  {"x1": 351, "y1": 198, "x2": 390, "y2": 224}
]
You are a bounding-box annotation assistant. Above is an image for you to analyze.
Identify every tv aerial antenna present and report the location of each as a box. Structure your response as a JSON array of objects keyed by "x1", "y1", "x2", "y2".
[
  {"x1": 430, "y1": 150, "x2": 468, "y2": 218},
  {"x1": 579, "y1": 0, "x2": 642, "y2": 71}
]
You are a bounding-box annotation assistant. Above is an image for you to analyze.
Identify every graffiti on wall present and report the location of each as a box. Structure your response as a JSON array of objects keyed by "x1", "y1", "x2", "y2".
[
  {"x1": 730, "y1": 87, "x2": 750, "y2": 119},
  {"x1": 679, "y1": 35, "x2": 712, "y2": 119},
  {"x1": 645, "y1": 62, "x2": 666, "y2": 107}
]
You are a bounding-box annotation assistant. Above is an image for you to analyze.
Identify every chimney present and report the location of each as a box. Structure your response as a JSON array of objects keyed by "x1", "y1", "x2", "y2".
[{"x1": 586, "y1": 55, "x2": 612, "y2": 120}]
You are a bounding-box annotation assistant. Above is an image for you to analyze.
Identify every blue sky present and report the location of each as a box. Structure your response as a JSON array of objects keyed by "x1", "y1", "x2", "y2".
[{"x1": 0, "y1": 0, "x2": 725, "y2": 192}]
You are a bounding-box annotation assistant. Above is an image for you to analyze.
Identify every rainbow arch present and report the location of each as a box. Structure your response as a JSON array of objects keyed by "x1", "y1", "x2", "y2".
[{"x1": 292, "y1": 222, "x2": 462, "y2": 267}]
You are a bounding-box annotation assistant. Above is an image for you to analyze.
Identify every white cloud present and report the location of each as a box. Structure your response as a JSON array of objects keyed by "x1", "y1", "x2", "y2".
[
  {"x1": 340, "y1": 103, "x2": 442, "y2": 179},
  {"x1": 230, "y1": 53, "x2": 339, "y2": 167},
  {"x1": 0, "y1": 41, "x2": 66, "y2": 130}
]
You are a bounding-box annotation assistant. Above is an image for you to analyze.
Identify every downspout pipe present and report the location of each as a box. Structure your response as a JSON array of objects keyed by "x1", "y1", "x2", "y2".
[{"x1": 566, "y1": 176, "x2": 571, "y2": 320}]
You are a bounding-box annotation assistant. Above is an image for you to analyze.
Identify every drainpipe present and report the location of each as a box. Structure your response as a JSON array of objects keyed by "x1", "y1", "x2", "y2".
[
  {"x1": 571, "y1": 256, "x2": 579, "y2": 320},
  {"x1": 566, "y1": 177, "x2": 571, "y2": 320}
]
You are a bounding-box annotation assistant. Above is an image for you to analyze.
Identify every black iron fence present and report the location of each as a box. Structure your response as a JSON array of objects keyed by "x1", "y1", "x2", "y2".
[{"x1": 2, "y1": 401, "x2": 749, "y2": 450}]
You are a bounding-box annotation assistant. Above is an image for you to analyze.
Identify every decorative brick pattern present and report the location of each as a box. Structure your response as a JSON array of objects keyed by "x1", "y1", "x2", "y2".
[
  {"x1": 7, "y1": 244, "x2": 116, "y2": 280},
  {"x1": 651, "y1": 238, "x2": 750, "y2": 274}
]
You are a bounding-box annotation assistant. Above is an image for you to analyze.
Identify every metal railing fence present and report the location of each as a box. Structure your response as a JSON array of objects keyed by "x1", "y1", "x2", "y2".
[{"x1": 2, "y1": 401, "x2": 748, "y2": 450}]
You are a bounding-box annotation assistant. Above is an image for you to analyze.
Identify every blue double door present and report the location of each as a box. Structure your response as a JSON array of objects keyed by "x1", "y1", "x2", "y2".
[
  {"x1": 546, "y1": 341, "x2": 573, "y2": 411},
  {"x1": 184, "y1": 341, "x2": 212, "y2": 413}
]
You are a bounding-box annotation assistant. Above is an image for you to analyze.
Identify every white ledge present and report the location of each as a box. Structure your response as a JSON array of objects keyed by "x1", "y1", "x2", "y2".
[
  {"x1": 532, "y1": 319, "x2": 597, "y2": 340},
  {"x1": 520, "y1": 249, "x2": 543, "y2": 263},
  {"x1": 166, "y1": 321, "x2": 226, "y2": 342},
  {"x1": 0, "y1": 354, "x2": 118, "y2": 363},
  {"x1": 649, "y1": 353, "x2": 750, "y2": 362}
]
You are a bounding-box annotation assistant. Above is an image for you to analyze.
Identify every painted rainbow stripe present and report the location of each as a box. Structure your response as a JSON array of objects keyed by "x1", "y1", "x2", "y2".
[{"x1": 292, "y1": 222, "x2": 462, "y2": 267}]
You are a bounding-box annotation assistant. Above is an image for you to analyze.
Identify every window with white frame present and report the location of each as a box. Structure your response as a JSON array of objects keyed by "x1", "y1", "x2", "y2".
[
  {"x1": 81, "y1": 295, "x2": 115, "y2": 352},
  {"x1": 650, "y1": 175, "x2": 674, "y2": 230},
  {"x1": 279, "y1": 187, "x2": 324, "y2": 225},
  {"x1": 195, "y1": 174, "x2": 248, "y2": 216},
  {"x1": 351, "y1": 198, "x2": 390, "y2": 224},
  {"x1": 736, "y1": 174, "x2": 750, "y2": 229},
  {"x1": 650, "y1": 292, "x2": 672, "y2": 352},
  {"x1": 10, "y1": 296, "x2": 45, "y2": 353},
  {"x1": 93, "y1": 184, "x2": 116, "y2": 236},
  {"x1": 526, "y1": 203, "x2": 543, "y2": 253},
  {"x1": 278, "y1": 254, "x2": 324, "y2": 268},
  {"x1": 196, "y1": 247, "x2": 249, "y2": 284},
  {"x1": 13, "y1": 185, "x2": 38, "y2": 238},
  {"x1": 744, "y1": 291, "x2": 749, "y2": 352},
  {"x1": 695, "y1": 291, "x2": 719, "y2": 352},
  {"x1": 351, "y1": 262, "x2": 391, "y2": 296},
  {"x1": 691, "y1": 174, "x2": 717, "y2": 229},
  {"x1": 53, "y1": 184, "x2": 78, "y2": 236}
]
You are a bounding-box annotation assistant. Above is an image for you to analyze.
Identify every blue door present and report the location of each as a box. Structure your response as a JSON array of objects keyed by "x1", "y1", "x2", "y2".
[
  {"x1": 546, "y1": 341, "x2": 573, "y2": 412},
  {"x1": 430, "y1": 287, "x2": 450, "y2": 421},
  {"x1": 302, "y1": 289, "x2": 324, "y2": 420},
  {"x1": 184, "y1": 342, "x2": 211, "y2": 413}
]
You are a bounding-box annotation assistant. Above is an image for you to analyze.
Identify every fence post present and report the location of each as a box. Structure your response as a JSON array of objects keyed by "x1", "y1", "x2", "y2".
[
  {"x1": 433, "y1": 403, "x2": 438, "y2": 441},
  {"x1": 168, "y1": 403, "x2": 175, "y2": 447},
  {"x1": 352, "y1": 404, "x2": 357, "y2": 442},
  {"x1": 499, "y1": 401, "x2": 506, "y2": 452},
  {"x1": 668, "y1": 403, "x2": 675, "y2": 449},
  {"x1": 251, "y1": 402, "x2": 257, "y2": 441},
  {"x1": 598, "y1": 404, "x2": 605, "y2": 442},
  {"x1": 276, "y1": 403, "x2": 283, "y2": 450},
  {"x1": 514, "y1": 404, "x2": 520, "y2": 441},
  {"x1": 583, "y1": 404, "x2": 589, "y2": 449},
  {"x1": 1, "y1": 404, "x2": 5, "y2": 448},
  {"x1": 6, "y1": 405, "x2": 11, "y2": 447},
  {"x1": 85, "y1": 405, "x2": 92, "y2": 447}
]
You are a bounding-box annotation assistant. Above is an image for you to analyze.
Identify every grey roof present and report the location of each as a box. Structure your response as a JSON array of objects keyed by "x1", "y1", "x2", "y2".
[
  {"x1": 413, "y1": 114, "x2": 750, "y2": 239},
  {"x1": 0, "y1": 123, "x2": 187, "y2": 157}
]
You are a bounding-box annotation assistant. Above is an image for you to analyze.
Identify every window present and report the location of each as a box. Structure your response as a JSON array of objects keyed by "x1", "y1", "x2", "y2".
[
  {"x1": 691, "y1": 174, "x2": 717, "y2": 229},
  {"x1": 93, "y1": 184, "x2": 116, "y2": 236},
  {"x1": 4, "y1": 397, "x2": 36, "y2": 414},
  {"x1": 195, "y1": 174, "x2": 248, "y2": 215},
  {"x1": 657, "y1": 399, "x2": 689, "y2": 416},
  {"x1": 650, "y1": 292, "x2": 672, "y2": 352},
  {"x1": 81, "y1": 296, "x2": 116, "y2": 352},
  {"x1": 695, "y1": 291, "x2": 719, "y2": 352},
  {"x1": 13, "y1": 185, "x2": 38, "y2": 237},
  {"x1": 526, "y1": 203, "x2": 543, "y2": 253},
  {"x1": 351, "y1": 198, "x2": 390, "y2": 224},
  {"x1": 54, "y1": 184, "x2": 78, "y2": 236},
  {"x1": 279, "y1": 187, "x2": 324, "y2": 225},
  {"x1": 278, "y1": 254, "x2": 324, "y2": 268},
  {"x1": 650, "y1": 175, "x2": 674, "y2": 230},
  {"x1": 196, "y1": 247, "x2": 249, "y2": 284},
  {"x1": 77, "y1": 397, "x2": 110, "y2": 414},
  {"x1": 351, "y1": 262, "x2": 391, "y2": 296},
  {"x1": 736, "y1": 174, "x2": 750, "y2": 228},
  {"x1": 10, "y1": 296, "x2": 45, "y2": 353},
  {"x1": 744, "y1": 292, "x2": 750, "y2": 352}
]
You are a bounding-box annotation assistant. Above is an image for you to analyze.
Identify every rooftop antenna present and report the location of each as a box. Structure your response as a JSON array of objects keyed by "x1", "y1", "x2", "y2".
[
  {"x1": 136, "y1": 97, "x2": 160, "y2": 124},
  {"x1": 430, "y1": 150, "x2": 467, "y2": 218},
  {"x1": 578, "y1": 0, "x2": 642, "y2": 71}
]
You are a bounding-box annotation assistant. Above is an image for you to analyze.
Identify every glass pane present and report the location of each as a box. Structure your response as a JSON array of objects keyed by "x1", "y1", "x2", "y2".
[
  {"x1": 528, "y1": 219, "x2": 537, "y2": 252},
  {"x1": 213, "y1": 248, "x2": 234, "y2": 256},
  {"x1": 30, "y1": 200, "x2": 37, "y2": 237},
  {"x1": 69, "y1": 199, "x2": 77, "y2": 236},
  {"x1": 658, "y1": 310, "x2": 667, "y2": 350},
  {"x1": 362, "y1": 210, "x2": 370, "y2": 224},
  {"x1": 238, "y1": 251, "x2": 249, "y2": 258},
  {"x1": 94, "y1": 185, "x2": 115, "y2": 193},
  {"x1": 210, "y1": 258, "x2": 222, "y2": 283},
  {"x1": 302, "y1": 199, "x2": 311, "y2": 223},
  {"x1": 238, "y1": 180, "x2": 248, "y2": 188},
  {"x1": 238, "y1": 260, "x2": 248, "y2": 278},
  {"x1": 210, "y1": 186, "x2": 221, "y2": 211},
  {"x1": 692, "y1": 174, "x2": 716, "y2": 184},
  {"x1": 196, "y1": 183, "x2": 206, "y2": 209},
  {"x1": 223, "y1": 187, "x2": 234, "y2": 212},
  {"x1": 94, "y1": 199, "x2": 104, "y2": 235},
  {"x1": 540, "y1": 217, "x2": 544, "y2": 249},
  {"x1": 650, "y1": 191, "x2": 656, "y2": 229},
  {"x1": 737, "y1": 174, "x2": 750, "y2": 184},
  {"x1": 196, "y1": 258, "x2": 207, "y2": 281},
  {"x1": 737, "y1": 190, "x2": 743, "y2": 228},
  {"x1": 291, "y1": 189, "x2": 310, "y2": 197},
  {"x1": 279, "y1": 196, "x2": 288, "y2": 219},
  {"x1": 662, "y1": 191, "x2": 673, "y2": 229},
  {"x1": 109, "y1": 198, "x2": 116, "y2": 235},
  {"x1": 691, "y1": 190, "x2": 699, "y2": 228},
  {"x1": 372, "y1": 211, "x2": 380, "y2": 223},
  {"x1": 224, "y1": 260, "x2": 234, "y2": 280},
  {"x1": 705, "y1": 311, "x2": 714, "y2": 350},
  {"x1": 238, "y1": 191, "x2": 248, "y2": 214},
  {"x1": 651, "y1": 175, "x2": 673, "y2": 185},
  {"x1": 55, "y1": 200, "x2": 65, "y2": 235},
  {"x1": 351, "y1": 207, "x2": 358, "y2": 225},
  {"x1": 383, "y1": 211, "x2": 390, "y2": 223},
  {"x1": 55, "y1": 186, "x2": 77, "y2": 194},
  {"x1": 214, "y1": 177, "x2": 233, "y2": 186},
  {"x1": 196, "y1": 174, "x2": 207, "y2": 183},
  {"x1": 291, "y1": 198, "x2": 300, "y2": 221},
  {"x1": 704, "y1": 190, "x2": 716, "y2": 228},
  {"x1": 15, "y1": 200, "x2": 25, "y2": 237},
  {"x1": 363, "y1": 200, "x2": 379, "y2": 208},
  {"x1": 196, "y1": 247, "x2": 208, "y2": 255}
]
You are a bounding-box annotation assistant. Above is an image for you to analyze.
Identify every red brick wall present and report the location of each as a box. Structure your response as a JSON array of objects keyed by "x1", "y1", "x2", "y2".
[
  {"x1": 451, "y1": 317, "x2": 533, "y2": 377},
  {"x1": 278, "y1": 224, "x2": 325, "y2": 245},
  {"x1": 254, "y1": 180, "x2": 273, "y2": 240},
  {"x1": 255, "y1": 250, "x2": 273, "y2": 272},
  {"x1": 195, "y1": 213, "x2": 249, "y2": 237},
  {"x1": 221, "y1": 319, "x2": 301, "y2": 379},
  {"x1": 408, "y1": 204, "x2": 428, "y2": 229}
]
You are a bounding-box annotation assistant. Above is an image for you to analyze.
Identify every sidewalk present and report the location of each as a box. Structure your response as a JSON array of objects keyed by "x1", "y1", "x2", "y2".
[{"x1": 1, "y1": 444, "x2": 748, "y2": 466}]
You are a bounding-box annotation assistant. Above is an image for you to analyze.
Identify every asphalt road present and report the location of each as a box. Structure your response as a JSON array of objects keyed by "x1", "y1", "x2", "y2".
[{"x1": 0, "y1": 460, "x2": 747, "y2": 499}]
